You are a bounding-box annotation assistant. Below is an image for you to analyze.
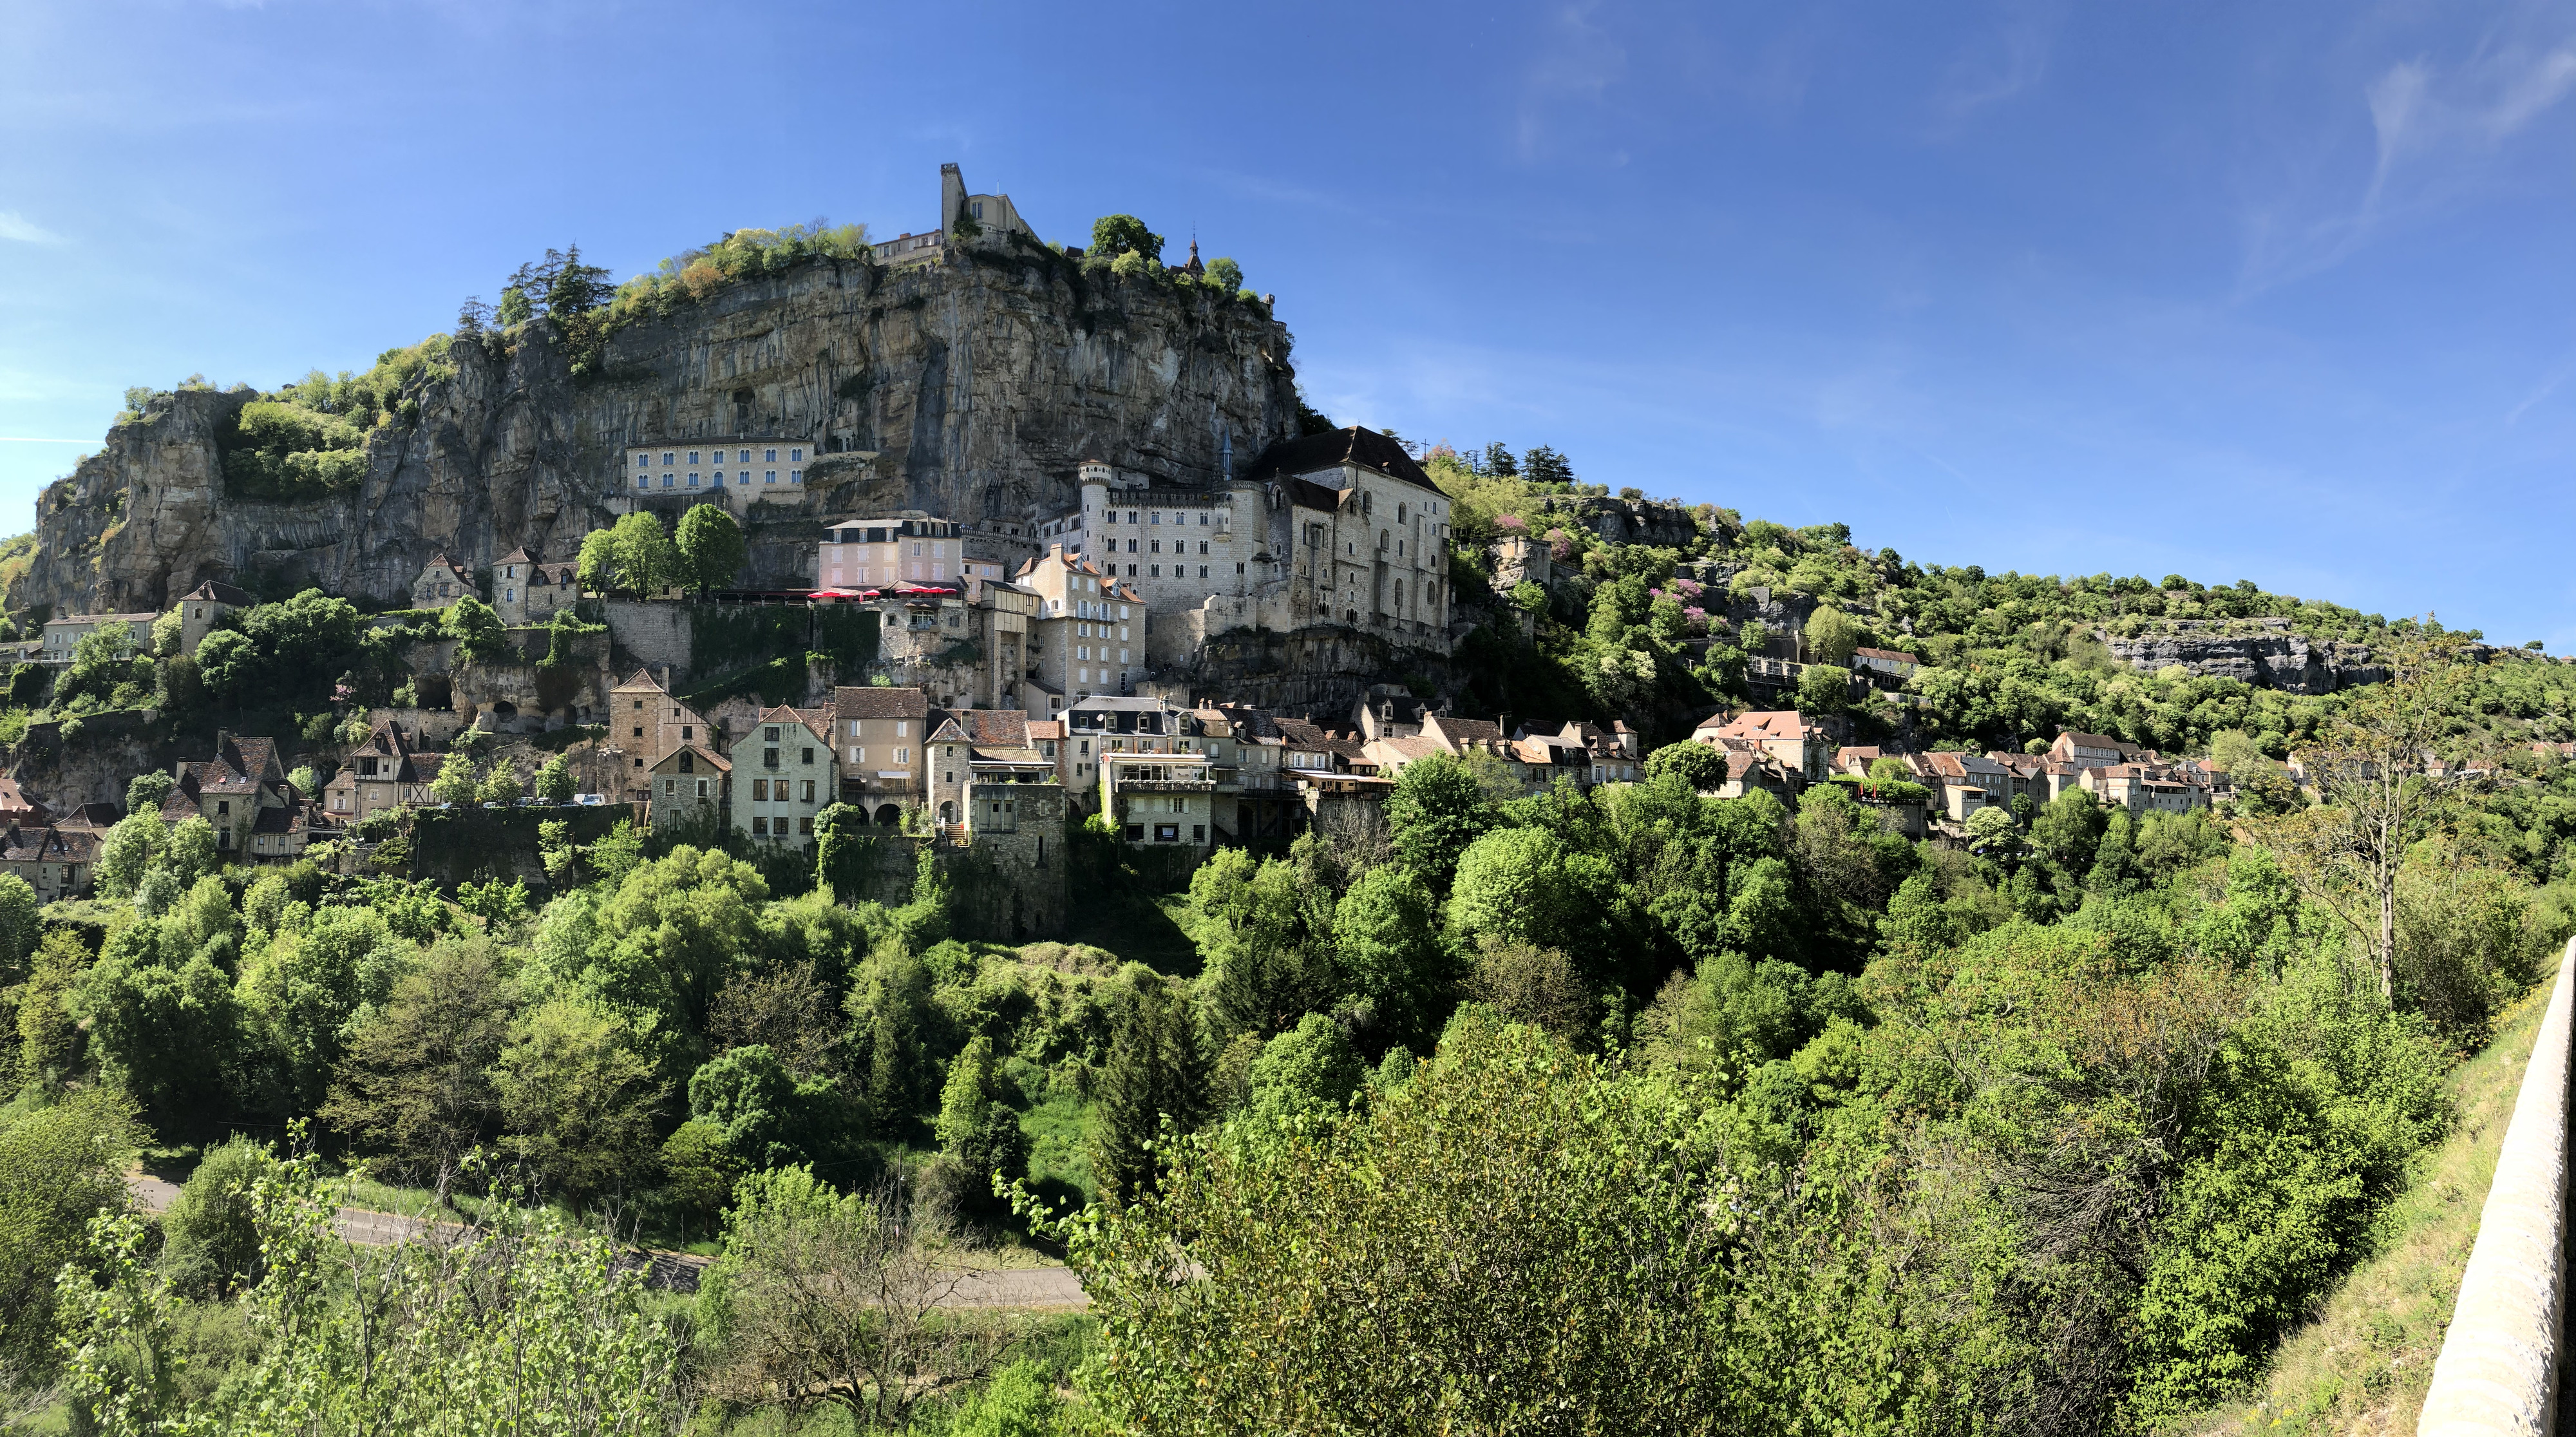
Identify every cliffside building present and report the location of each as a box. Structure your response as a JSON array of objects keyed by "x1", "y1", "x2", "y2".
[
  {"x1": 1027, "y1": 427, "x2": 1456, "y2": 667},
  {"x1": 623, "y1": 441, "x2": 808, "y2": 509},
  {"x1": 833, "y1": 685, "x2": 929, "y2": 824},
  {"x1": 649, "y1": 743, "x2": 732, "y2": 832},
  {"x1": 730, "y1": 706, "x2": 833, "y2": 846},
  {"x1": 176, "y1": 580, "x2": 252, "y2": 656},
  {"x1": 494, "y1": 548, "x2": 580, "y2": 626},
  {"x1": 39, "y1": 611, "x2": 159, "y2": 664},
  {"x1": 411, "y1": 556, "x2": 475, "y2": 611}
]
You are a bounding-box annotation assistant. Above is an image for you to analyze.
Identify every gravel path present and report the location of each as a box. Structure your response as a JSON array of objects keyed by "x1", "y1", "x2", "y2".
[{"x1": 126, "y1": 1172, "x2": 1087, "y2": 1307}]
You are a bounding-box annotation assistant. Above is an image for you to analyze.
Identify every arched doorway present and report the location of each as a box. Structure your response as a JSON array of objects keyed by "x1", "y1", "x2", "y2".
[
  {"x1": 874, "y1": 804, "x2": 900, "y2": 826},
  {"x1": 938, "y1": 801, "x2": 956, "y2": 825}
]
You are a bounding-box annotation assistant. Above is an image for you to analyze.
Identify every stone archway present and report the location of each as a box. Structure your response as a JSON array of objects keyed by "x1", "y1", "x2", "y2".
[{"x1": 874, "y1": 804, "x2": 900, "y2": 826}]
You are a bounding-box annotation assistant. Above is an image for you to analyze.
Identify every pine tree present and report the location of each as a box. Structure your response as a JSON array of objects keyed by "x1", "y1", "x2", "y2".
[{"x1": 1091, "y1": 979, "x2": 1208, "y2": 1205}]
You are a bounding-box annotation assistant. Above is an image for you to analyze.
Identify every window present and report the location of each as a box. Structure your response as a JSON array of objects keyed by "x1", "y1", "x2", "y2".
[
  {"x1": 665, "y1": 779, "x2": 678, "y2": 795},
  {"x1": 801, "y1": 779, "x2": 815, "y2": 802},
  {"x1": 800, "y1": 747, "x2": 814, "y2": 766},
  {"x1": 895, "y1": 747, "x2": 909, "y2": 764},
  {"x1": 662, "y1": 474, "x2": 673, "y2": 487},
  {"x1": 688, "y1": 472, "x2": 701, "y2": 486},
  {"x1": 1200, "y1": 513, "x2": 1209, "y2": 525},
  {"x1": 764, "y1": 726, "x2": 781, "y2": 741},
  {"x1": 738, "y1": 448, "x2": 751, "y2": 462},
  {"x1": 663, "y1": 452, "x2": 674, "y2": 466},
  {"x1": 1200, "y1": 566, "x2": 1209, "y2": 578},
  {"x1": 791, "y1": 447, "x2": 803, "y2": 461},
  {"x1": 765, "y1": 470, "x2": 777, "y2": 484},
  {"x1": 753, "y1": 816, "x2": 768, "y2": 835},
  {"x1": 753, "y1": 779, "x2": 768, "y2": 800},
  {"x1": 637, "y1": 454, "x2": 649, "y2": 469},
  {"x1": 790, "y1": 469, "x2": 802, "y2": 483},
  {"x1": 688, "y1": 451, "x2": 700, "y2": 464},
  {"x1": 799, "y1": 815, "x2": 813, "y2": 834}
]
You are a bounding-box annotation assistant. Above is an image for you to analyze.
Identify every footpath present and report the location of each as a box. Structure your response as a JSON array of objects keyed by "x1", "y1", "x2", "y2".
[{"x1": 126, "y1": 1172, "x2": 1087, "y2": 1308}]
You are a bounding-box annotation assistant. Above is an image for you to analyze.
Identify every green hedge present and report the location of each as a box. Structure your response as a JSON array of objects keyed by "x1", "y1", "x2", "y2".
[{"x1": 1831, "y1": 772, "x2": 1933, "y2": 805}]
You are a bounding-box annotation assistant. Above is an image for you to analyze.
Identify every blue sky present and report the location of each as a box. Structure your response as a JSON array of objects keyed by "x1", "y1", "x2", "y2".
[{"x1": 3, "y1": 1, "x2": 2571, "y2": 642}]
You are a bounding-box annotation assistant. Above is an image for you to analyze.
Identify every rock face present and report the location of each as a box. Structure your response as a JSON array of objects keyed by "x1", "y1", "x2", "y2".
[
  {"x1": 19, "y1": 249, "x2": 1301, "y2": 616},
  {"x1": 2103, "y1": 631, "x2": 2386, "y2": 694}
]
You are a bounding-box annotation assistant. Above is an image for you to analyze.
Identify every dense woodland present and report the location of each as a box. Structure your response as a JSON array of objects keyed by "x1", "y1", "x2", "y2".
[{"x1": 11, "y1": 383, "x2": 2576, "y2": 1429}]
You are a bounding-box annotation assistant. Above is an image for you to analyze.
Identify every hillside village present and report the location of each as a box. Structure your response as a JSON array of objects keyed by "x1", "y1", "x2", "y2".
[{"x1": 0, "y1": 164, "x2": 2546, "y2": 926}]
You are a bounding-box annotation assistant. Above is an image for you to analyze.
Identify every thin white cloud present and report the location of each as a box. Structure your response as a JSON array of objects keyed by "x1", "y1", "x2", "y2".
[
  {"x1": 2241, "y1": 37, "x2": 2576, "y2": 294},
  {"x1": 0, "y1": 212, "x2": 62, "y2": 245},
  {"x1": 1514, "y1": 4, "x2": 1629, "y2": 163},
  {"x1": 1933, "y1": 4, "x2": 2055, "y2": 126}
]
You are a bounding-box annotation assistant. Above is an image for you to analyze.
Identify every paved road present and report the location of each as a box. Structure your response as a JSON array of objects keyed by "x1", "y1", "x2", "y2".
[{"x1": 127, "y1": 1173, "x2": 1088, "y2": 1306}]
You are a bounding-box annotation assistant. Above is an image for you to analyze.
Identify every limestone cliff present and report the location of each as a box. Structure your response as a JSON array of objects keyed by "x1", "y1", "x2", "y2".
[
  {"x1": 2102, "y1": 629, "x2": 2387, "y2": 694},
  {"x1": 19, "y1": 247, "x2": 1300, "y2": 616}
]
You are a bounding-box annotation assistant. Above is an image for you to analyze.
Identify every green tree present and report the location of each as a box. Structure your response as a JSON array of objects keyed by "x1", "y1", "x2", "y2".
[
  {"x1": 477, "y1": 759, "x2": 522, "y2": 807},
  {"x1": 1642, "y1": 740, "x2": 1727, "y2": 793},
  {"x1": 0, "y1": 1090, "x2": 142, "y2": 1388},
  {"x1": 442, "y1": 595, "x2": 507, "y2": 663},
  {"x1": 0, "y1": 872, "x2": 37, "y2": 975},
  {"x1": 165, "y1": 814, "x2": 220, "y2": 885},
  {"x1": 1332, "y1": 866, "x2": 1454, "y2": 1052},
  {"x1": 240, "y1": 902, "x2": 406, "y2": 1114},
  {"x1": 2032, "y1": 788, "x2": 2108, "y2": 871},
  {"x1": 1384, "y1": 751, "x2": 1506, "y2": 891},
  {"x1": 1046, "y1": 1015, "x2": 1750, "y2": 1434},
  {"x1": 124, "y1": 769, "x2": 175, "y2": 819},
  {"x1": 1088, "y1": 214, "x2": 1164, "y2": 262},
  {"x1": 1092, "y1": 977, "x2": 1209, "y2": 1205},
  {"x1": 674, "y1": 502, "x2": 749, "y2": 592},
  {"x1": 1447, "y1": 826, "x2": 1619, "y2": 960},
  {"x1": 604, "y1": 511, "x2": 684, "y2": 595},
  {"x1": 94, "y1": 815, "x2": 167, "y2": 899},
  {"x1": 1794, "y1": 661, "x2": 1851, "y2": 716},
  {"x1": 54, "y1": 620, "x2": 153, "y2": 712},
  {"x1": 61, "y1": 1143, "x2": 685, "y2": 1433},
  {"x1": 1245, "y1": 1013, "x2": 1365, "y2": 1122},
  {"x1": 497, "y1": 999, "x2": 666, "y2": 1208},
  {"x1": 496, "y1": 286, "x2": 533, "y2": 326},
  {"x1": 1206, "y1": 256, "x2": 1244, "y2": 292},
  {"x1": 77, "y1": 927, "x2": 242, "y2": 1136},
  {"x1": 1803, "y1": 604, "x2": 1862, "y2": 667},
  {"x1": 430, "y1": 752, "x2": 478, "y2": 806},
  {"x1": 156, "y1": 1136, "x2": 273, "y2": 1298},
  {"x1": 1965, "y1": 803, "x2": 2023, "y2": 860},
  {"x1": 534, "y1": 753, "x2": 578, "y2": 804},
  {"x1": 699, "y1": 1166, "x2": 1016, "y2": 1429},
  {"x1": 318, "y1": 941, "x2": 513, "y2": 1200},
  {"x1": 576, "y1": 528, "x2": 619, "y2": 593}
]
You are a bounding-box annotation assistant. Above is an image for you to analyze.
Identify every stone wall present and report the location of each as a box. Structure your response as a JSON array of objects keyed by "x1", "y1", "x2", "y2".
[
  {"x1": 604, "y1": 600, "x2": 692, "y2": 675},
  {"x1": 2417, "y1": 937, "x2": 2575, "y2": 1436}
]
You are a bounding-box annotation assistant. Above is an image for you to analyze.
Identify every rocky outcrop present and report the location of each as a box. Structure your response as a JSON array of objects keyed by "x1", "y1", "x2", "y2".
[
  {"x1": 2103, "y1": 631, "x2": 2385, "y2": 694},
  {"x1": 19, "y1": 248, "x2": 1300, "y2": 616}
]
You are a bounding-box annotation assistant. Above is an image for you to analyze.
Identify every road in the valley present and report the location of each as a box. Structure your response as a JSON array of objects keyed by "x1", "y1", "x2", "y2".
[{"x1": 126, "y1": 1173, "x2": 1088, "y2": 1307}]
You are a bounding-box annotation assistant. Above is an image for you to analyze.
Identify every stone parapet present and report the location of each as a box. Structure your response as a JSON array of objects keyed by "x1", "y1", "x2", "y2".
[{"x1": 2418, "y1": 937, "x2": 2576, "y2": 1436}]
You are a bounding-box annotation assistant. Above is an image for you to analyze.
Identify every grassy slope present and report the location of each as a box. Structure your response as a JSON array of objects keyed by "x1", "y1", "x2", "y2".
[{"x1": 2175, "y1": 982, "x2": 2555, "y2": 1436}]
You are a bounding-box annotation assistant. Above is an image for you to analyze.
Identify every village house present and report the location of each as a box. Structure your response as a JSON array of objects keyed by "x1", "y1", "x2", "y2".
[
  {"x1": 322, "y1": 718, "x2": 435, "y2": 821},
  {"x1": 1921, "y1": 752, "x2": 2014, "y2": 822},
  {"x1": 176, "y1": 580, "x2": 253, "y2": 656},
  {"x1": 2081, "y1": 761, "x2": 2210, "y2": 815},
  {"x1": 160, "y1": 732, "x2": 296, "y2": 858},
  {"x1": 1100, "y1": 750, "x2": 1218, "y2": 849},
  {"x1": 493, "y1": 548, "x2": 580, "y2": 627},
  {"x1": 1852, "y1": 647, "x2": 1920, "y2": 689},
  {"x1": 0, "y1": 774, "x2": 48, "y2": 828},
  {"x1": 39, "y1": 611, "x2": 160, "y2": 664},
  {"x1": 730, "y1": 706, "x2": 834, "y2": 846},
  {"x1": 410, "y1": 555, "x2": 477, "y2": 611},
  {"x1": 833, "y1": 685, "x2": 930, "y2": 826},
  {"x1": 1692, "y1": 710, "x2": 1833, "y2": 788},
  {"x1": 1017, "y1": 547, "x2": 1148, "y2": 707},
  {"x1": 649, "y1": 743, "x2": 732, "y2": 832},
  {"x1": 925, "y1": 709, "x2": 1057, "y2": 833},
  {"x1": 0, "y1": 823, "x2": 98, "y2": 900},
  {"x1": 611, "y1": 669, "x2": 715, "y2": 801}
]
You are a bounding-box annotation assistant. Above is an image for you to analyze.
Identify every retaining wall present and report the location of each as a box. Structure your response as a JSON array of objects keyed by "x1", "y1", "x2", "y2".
[{"x1": 2418, "y1": 937, "x2": 2576, "y2": 1436}]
